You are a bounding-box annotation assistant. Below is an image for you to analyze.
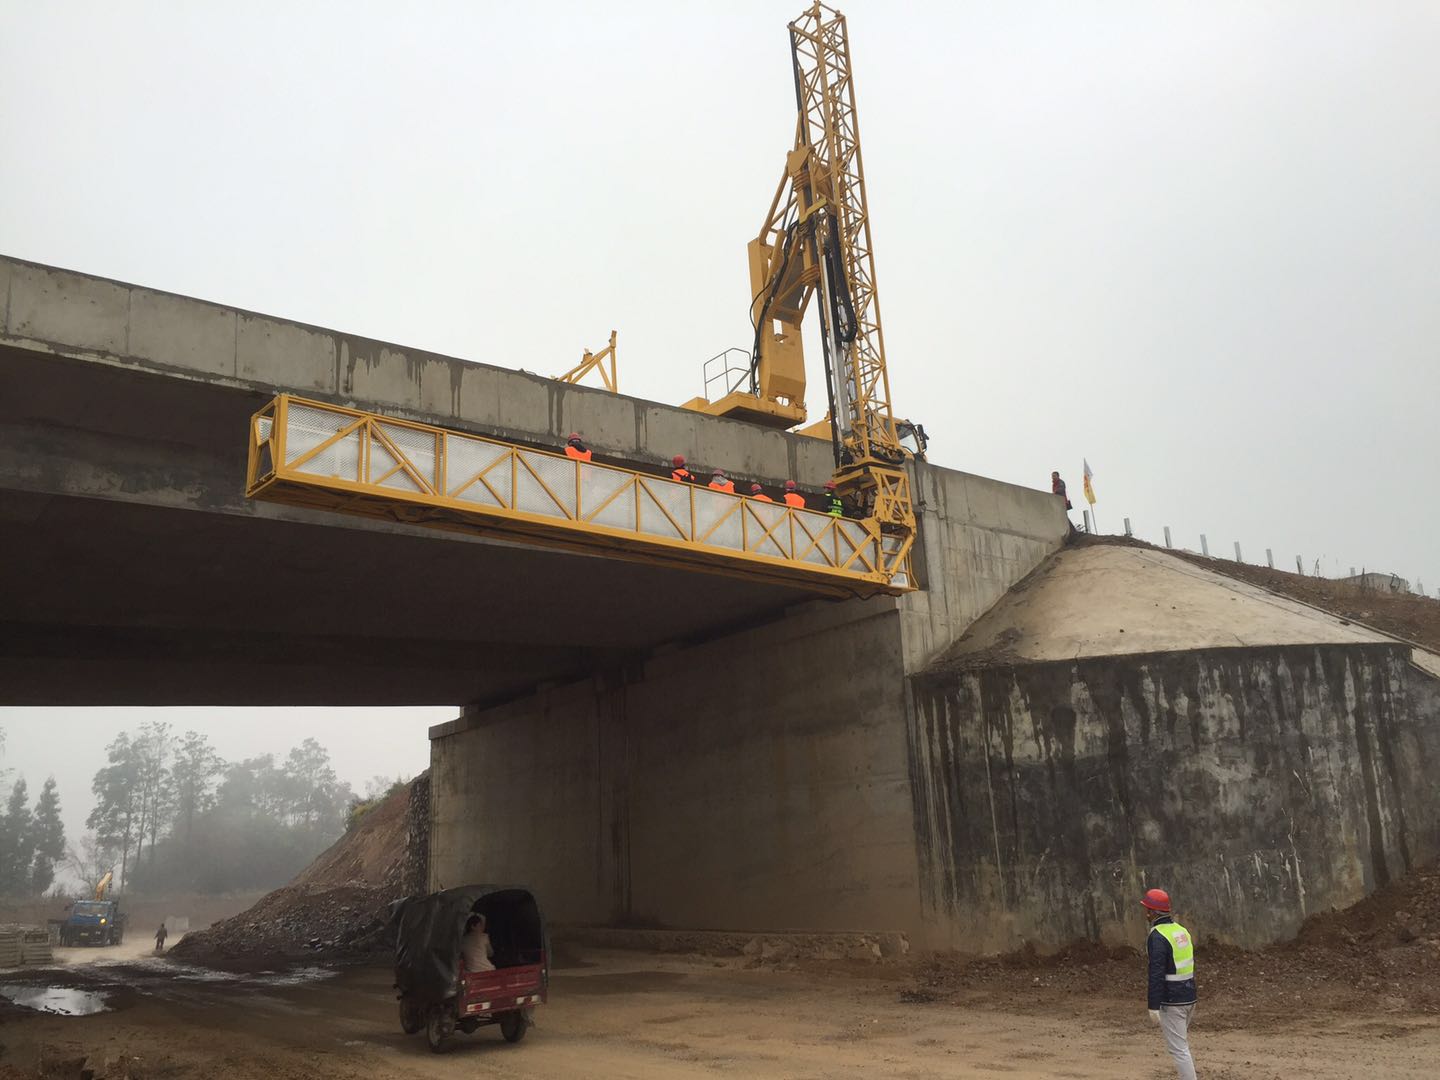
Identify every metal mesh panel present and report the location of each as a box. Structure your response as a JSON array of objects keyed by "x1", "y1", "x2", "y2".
[
  {"x1": 835, "y1": 520, "x2": 876, "y2": 570},
  {"x1": 796, "y1": 513, "x2": 838, "y2": 566},
  {"x1": 515, "y1": 450, "x2": 577, "y2": 519},
  {"x1": 369, "y1": 435, "x2": 422, "y2": 493},
  {"x1": 748, "y1": 503, "x2": 791, "y2": 560},
  {"x1": 580, "y1": 465, "x2": 635, "y2": 530},
  {"x1": 286, "y1": 404, "x2": 361, "y2": 481},
  {"x1": 445, "y1": 436, "x2": 511, "y2": 507},
  {"x1": 285, "y1": 403, "x2": 349, "y2": 464},
  {"x1": 377, "y1": 422, "x2": 437, "y2": 491},
  {"x1": 694, "y1": 489, "x2": 742, "y2": 551},
  {"x1": 253, "y1": 439, "x2": 275, "y2": 480},
  {"x1": 881, "y1": 534, "x2": 909, "y2": 586},
  {"x1": 257, "y1": 416, "x2": 273, "y2": 441},
  {"x1": 638, "y1": 481, "x2": 689, "y2": 539}
]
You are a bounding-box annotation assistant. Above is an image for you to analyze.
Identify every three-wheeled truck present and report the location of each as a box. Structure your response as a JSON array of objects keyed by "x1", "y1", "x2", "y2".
[{"x1": 390, "y1": 885, "x2": 548, "y2": 1053}]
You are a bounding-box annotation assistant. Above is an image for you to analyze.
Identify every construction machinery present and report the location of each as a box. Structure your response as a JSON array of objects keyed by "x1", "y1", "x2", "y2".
[
  {"x1": 683, "y1": 2, "x2": 922, "y2": 568},
  {"x1": 246, "y1": 395, "x2": 909, "y2": 597},
  {"x1": 243, "y1": 4, "x2": 918, "y2": 594},
  {"x1": 54, "y1": 870, "x2": 126, "y2": 947}
]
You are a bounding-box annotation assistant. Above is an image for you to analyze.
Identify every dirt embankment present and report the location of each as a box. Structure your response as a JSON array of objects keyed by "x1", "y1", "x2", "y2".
[
  {"x1": 170, "y1": 773, "x2": 428, "y2": 966},
  {"x1": 916, "y1": 858, "x2": 1440, "y2": 1026}
]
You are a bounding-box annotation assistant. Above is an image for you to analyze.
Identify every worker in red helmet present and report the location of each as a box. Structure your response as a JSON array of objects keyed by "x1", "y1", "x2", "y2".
[
  {"x1": 670, "y1": 455, "x2": 695, "y2": 483},
  {"x1": 563, "y1": 432, "x2": 592, "y2": 462},
  {"x1": 822, "y1": 480, "x2": 844, "y2": 518},
  {"x1": 748, "y1": 483, "x2": 773, "y2": 504},
  {"x1": 782, "y1": 480, "x2": 805, "y2": 510},
  {"x1": 708, "y1": 469, "x2": 735, "y2": 494},
  {"x1": 1142, "y1": 888, "x2": 1198, "y2": 1080}
]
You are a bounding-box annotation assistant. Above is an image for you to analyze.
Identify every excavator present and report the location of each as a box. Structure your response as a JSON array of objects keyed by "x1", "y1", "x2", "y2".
[{"x1": 683, "y1": 2, "x2": 927, "y2": 570}]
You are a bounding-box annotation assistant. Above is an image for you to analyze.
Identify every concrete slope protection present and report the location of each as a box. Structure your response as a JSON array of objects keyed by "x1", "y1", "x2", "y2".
[
  {"x1": 911, "y1": 541, "x2": 1440, "y2": 950},
  {"x1": 934, "y1": 542, "x2": 1396, "y2": 669}
]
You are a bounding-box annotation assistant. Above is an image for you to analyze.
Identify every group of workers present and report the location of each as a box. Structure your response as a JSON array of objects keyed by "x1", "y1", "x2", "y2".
[{"x1": 563, "y1": 433, "x2": 847, "y2": 518}]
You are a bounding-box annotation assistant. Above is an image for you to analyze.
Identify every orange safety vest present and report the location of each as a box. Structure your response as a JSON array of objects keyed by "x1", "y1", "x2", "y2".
[
  {"x1": 783, "y1": 492, "x2": 805, "y2": 509},
  {"x1": 751, "y1": 493, "x2": 774, "y2": 503},
  {"x1": 564, "y1": 445, "x2": 592, "y2": 462},
  {"x1": 671, "y1": 468, "x2": 695, "y2": 483},
  {"x1": 709, "y1": 479, "x2": 735, "y2": 494}
]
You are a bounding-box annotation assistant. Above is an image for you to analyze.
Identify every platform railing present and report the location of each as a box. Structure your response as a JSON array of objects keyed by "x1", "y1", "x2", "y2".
[{"x1": 247, "y1": 396, "x2": 912, "y2": 597}]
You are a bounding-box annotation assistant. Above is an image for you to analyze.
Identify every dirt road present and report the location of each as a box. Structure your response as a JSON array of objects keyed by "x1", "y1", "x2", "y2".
[{"x1": 2, "y1": 947, "x2": 1437, "y2": 1078}]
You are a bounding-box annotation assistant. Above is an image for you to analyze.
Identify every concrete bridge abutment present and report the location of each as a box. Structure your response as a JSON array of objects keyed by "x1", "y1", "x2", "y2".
[{"x1": 428, "y1": 465, "x2": 1071, "y2": 947}]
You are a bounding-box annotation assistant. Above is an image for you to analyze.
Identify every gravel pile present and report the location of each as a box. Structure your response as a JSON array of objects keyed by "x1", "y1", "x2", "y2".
[{"x1": 171, "y1": 773, "x2": 429, "y2": 965}]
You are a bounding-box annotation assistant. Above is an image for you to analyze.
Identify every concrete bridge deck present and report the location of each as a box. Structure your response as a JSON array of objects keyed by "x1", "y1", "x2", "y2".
[{"x1": 0, "y1": 255, "x2": 1067, "y2": 705}]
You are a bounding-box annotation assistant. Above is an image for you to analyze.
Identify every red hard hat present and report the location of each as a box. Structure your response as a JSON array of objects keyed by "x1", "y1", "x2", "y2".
[
  {"x1": 672, "y1": 455, "x2": 686, "y2": 467},
  {"x1": 784, "y1": 480, "x2": 796, "y2": 490},
  {"x1": 713, "y1": 469, "x2": 725, "y2": 477},
  {"x1": 1141, "y1": 888, "x2": 1171, "y2": 913},
  {"x1": 568, "y1": 432, "x2": 581, "y2": 441},
  {"x1": 824, "y1": 480, "x2": 837, "y2": 490},
  {"x1": 750, "y1": 483, "x2": 763, "y2": 494}
]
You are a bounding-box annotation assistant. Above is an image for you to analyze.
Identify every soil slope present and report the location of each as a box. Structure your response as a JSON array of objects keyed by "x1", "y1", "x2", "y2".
[{"x1": 170, "y1": 779, "x2": 419, "y2": 965}]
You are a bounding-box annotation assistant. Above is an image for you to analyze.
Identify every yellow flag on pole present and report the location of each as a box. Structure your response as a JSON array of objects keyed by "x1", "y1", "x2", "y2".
[{"x1": 1082, "y1": 459, "x2": 1096, "y2": 505}]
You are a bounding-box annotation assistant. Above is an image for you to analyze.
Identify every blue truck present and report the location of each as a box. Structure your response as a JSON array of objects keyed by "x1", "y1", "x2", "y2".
[
  {"x1": 57, "y1": 899, "x2": 126, "y2": 947},
  {"x1": 51, "y1": 871, "x2": 127, "y2": 947}
]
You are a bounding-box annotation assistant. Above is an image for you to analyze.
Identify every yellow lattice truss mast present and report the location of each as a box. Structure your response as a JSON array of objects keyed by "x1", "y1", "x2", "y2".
[{"x1": 685, "y1": 3, "x2": 917, "y2": 563}]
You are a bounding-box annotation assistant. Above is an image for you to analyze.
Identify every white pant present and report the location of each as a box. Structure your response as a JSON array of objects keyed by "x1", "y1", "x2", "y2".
[{"x1": 1159, "y1": 1003, "x2": 1197, "y2": 1080}]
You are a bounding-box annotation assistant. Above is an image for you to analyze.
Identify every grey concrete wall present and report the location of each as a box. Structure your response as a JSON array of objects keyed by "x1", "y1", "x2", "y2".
[
  {"x1": 908, "y1": 644, "x2": 1440, "y2": 950},
  {"x1": 899, "y1": 460, "x2": 1069, "y2": 674},
  {"x1": 0, "y1": 255, "x2": 835, "y2": 487},
  {"x1": 431, "y1": 599, "x2": 925, "y2": 935}
]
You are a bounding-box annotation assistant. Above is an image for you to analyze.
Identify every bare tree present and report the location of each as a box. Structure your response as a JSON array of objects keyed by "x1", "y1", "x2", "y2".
[{"x1": 64, "y1": 835, "x2": 118, "y2": 896}]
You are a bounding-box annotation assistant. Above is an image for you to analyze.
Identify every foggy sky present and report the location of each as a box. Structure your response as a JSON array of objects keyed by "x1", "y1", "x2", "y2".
[
  {"x1": 0, "y1": 710, "x2": 449, "y2": 852},
  {"x1": 2, "y1": 2, "x2": 1437, "y2": 805}
]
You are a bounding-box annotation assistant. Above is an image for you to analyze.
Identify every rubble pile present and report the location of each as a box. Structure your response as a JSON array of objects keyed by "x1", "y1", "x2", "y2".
[{"x1": 171, "y1": 772, "x2": 430, "y2": 964}]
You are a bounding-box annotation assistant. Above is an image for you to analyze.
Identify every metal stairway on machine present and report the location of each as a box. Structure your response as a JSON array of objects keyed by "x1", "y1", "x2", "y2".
[{"x1": 246, "y1": 395, "x2": 913, "y2": 598}]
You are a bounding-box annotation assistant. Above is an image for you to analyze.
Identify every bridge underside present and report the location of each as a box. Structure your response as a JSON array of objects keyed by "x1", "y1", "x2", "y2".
[{"x1": 0, "y1": 347, "x2": 825, "y2": 706}]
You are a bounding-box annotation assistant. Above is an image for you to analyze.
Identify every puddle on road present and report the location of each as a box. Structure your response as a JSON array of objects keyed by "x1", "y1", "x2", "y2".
[
  {"x1": 0, "y1": 985, "x2": 110, "y2": 1016},
  {"x1": 0, "y1": 962, "x2": 335, "y2": 1017},
  {"x1": 255, "y1": 966, "x2": 335, "y2": 987}
]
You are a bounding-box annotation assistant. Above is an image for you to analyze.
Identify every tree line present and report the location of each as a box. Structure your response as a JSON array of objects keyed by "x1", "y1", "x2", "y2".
[
  {"x1": 0, "y1": 725, "x2": 66, "y2": 895},
  {"x1": 0, "y1": 722, "x2": 362, "y2": 898}
]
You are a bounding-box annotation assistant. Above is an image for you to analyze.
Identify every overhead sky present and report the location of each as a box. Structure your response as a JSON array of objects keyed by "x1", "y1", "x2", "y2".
[{"x1": 1, "y1": 2, "x2": 1437, "y2": 822}]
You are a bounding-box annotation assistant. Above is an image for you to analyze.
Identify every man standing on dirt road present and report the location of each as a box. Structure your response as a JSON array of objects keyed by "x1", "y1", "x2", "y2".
[
  {"x1": 1144, "y1": 888, "x2": 1198, "y2": 1079},
  {"x1": 154, "y1": 923, "x2": 168, "y2": 954}
]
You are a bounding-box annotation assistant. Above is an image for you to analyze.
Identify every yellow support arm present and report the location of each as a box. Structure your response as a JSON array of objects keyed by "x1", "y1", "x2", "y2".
[{"x1": 555, "y1": 331, "x2": 619, "y2": 393}]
